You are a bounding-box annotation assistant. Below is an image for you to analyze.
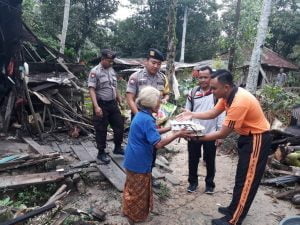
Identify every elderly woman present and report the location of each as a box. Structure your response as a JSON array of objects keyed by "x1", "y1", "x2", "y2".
[{"x1": 122, "y1": 86, "x2": 190, "y2": 223}]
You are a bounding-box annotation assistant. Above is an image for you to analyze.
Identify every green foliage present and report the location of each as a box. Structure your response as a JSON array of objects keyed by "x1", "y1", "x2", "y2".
[
  {"x1": 156, "y1": 183, "x2": 171, "y2": 201},
  {"x1": 0, "y1": 196, "x2": 27, "y2": 209},
  {"x1": 220, "y1": 0, "x2": 299, "y2": 67},
  {"x1": 0, "y1": 197, "x2": 13, "y2": 207},
  {"x1": 22, "y1": 0, "x2": 119, "y2": 60},
  {"x1": 110, "y1": 0, "x2": 221, "y2": 61},
  {"x1": 14, "y1": 184, "x2": 58, "y2": 207},
  {"x1": 212, "y1": 56, "x2": 227, "y2": 69},
  {"x1": 179, "y1": 0, "x2": 222, "y2": 61},
  {"x1": 219, "y1": 0, "x2": 262, "y2": 65},
  {"x1": 286, "y1": 71, "x2": 300, "y2": 87},
  {"x1": 110, "y1": 0, "x2": 170, "y2": 57},
  {"x1": 257, "y1": 85, "x2": 300, "y2": 125},
  {"x1": 267, "y1": 0, "x2": 300, "y2": 60},
  {"x1": 21, "y1": 0, "x2": 299, "y2": 67},
  {"x1": 170, "y1": 76, "x2": 197, "y2": 112}
]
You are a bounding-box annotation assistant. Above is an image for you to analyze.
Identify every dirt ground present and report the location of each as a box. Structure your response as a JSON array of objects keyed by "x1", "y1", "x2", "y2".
[{"x1": 63, "y1": 139, "x2": 299, "y2": 225}]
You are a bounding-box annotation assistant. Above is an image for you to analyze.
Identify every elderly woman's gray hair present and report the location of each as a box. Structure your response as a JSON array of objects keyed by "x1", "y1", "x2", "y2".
[{"x1": 136, "y1": 86, "x2": 161, "y2": 109}]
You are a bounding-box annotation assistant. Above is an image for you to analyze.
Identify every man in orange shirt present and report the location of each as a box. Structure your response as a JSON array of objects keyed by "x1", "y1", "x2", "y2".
[{"x1": 177, "y1": 69, "x2": 272, "y2": 225}]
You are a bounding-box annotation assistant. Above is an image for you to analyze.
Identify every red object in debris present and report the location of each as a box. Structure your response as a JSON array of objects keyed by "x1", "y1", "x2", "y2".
[
  {"x1": 15, "y1": 98, "x2": 27, "y2": 107},
  {"x1": 7, "y1": 60, "x2": 15, "y2": 76},
  {"x1": 69, "y1": 126, "x2": 81, "y2": 138}
]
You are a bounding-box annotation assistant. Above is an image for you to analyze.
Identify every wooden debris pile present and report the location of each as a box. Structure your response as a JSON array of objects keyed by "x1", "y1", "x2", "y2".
[
  {"x1": 262, "y1": 129, "x2": 300, "y2": 208},
  {"x1": 0, "y1": 19, "x2": 92, "y2": 140},
  {"x1": 0, "y1": 136, "x2": 112, "y2": 224}
]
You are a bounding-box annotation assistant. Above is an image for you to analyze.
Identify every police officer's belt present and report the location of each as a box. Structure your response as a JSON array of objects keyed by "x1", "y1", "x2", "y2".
[{"x1": 98, "y1": 99, "x2": 116, "y2": 104}]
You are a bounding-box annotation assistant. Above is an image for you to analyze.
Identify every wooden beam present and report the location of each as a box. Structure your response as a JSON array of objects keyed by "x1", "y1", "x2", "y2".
[
  {"x1": 81, "y1": 143, "x2": 125, "y2": 192},
  {"x1": 44, "y1": 184, "x2": 67, "y2": 206},
  {"x1": 70, "y1": 145, "x2": 94, "y2": 162},
  {"x1": 1, "y1": 203, "x2": 56, "y2": 225},
  {"x1": 23, "y1": 78, "x2": 43, "y2": 140},
  {"x1": 275, "y1": 187, "x2": 300, "y2": 200},
  {"x1": 57, "y1": 143, "x2": 72, "y2": 153},
  {"x1": 3, "y1": 89, "x2": 16, "y2": 133},
  {"x1": 23, "y1": 137, "x2": 52, "y2": 155},
  {"x1": 52, "y1": 115, "x2": 94, "y2": 129},
  {"x1": 0, "y1": 154, "x2": 60, "y2": 171},
  {"x1": 0, "y1": 172, "x2": 64, "y2": 189},
  {"x1": 260, "y1": 66, "x2": 269, "y2": 83}
]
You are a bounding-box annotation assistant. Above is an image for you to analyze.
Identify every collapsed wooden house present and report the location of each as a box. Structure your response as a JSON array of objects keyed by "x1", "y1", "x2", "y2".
[{"x1": 0, "y1": 1, "x2": 91, "y2": 138}]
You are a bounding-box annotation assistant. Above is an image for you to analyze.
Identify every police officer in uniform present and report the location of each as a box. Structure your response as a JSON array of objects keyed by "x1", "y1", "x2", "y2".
[
  {"x1": 88, "y1": 49, "x2": 124, "y2": 164},
  {"x1": 126, "y1": 48, "x2": 170, "y2": 185},
  {"x1": 126, "y1": 48, "x2": 170, "y2": 115}
]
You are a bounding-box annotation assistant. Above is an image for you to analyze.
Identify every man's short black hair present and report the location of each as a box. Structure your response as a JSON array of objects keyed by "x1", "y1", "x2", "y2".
[
  {"x1": 211, "y1": 69, "x2": 234, "y2": 86},
  {"x1": 199, "y1": 66, "x2": 213, "y2": 74},
  {"x1": 101, "y1": 49, "x2": 116, "y2": 59}
]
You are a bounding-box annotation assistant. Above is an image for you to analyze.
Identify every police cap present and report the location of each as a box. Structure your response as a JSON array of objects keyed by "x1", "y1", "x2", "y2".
[
  {"x1": 101, "y1": 49, "x2": 116, "y2": 59},
  {"x1": 148, "y1": 48, "x2": 164, "y2": 61}
]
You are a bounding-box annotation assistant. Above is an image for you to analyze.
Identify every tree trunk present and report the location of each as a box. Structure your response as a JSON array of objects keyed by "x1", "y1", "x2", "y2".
[
  {"x1": 165, "y1": 0, "x2": 178, "y2": 90},
  {"x1": 179, "y1": 6, "x2": 188, "y2": 63},
  {"x1": 228, "y1": 0, "x2": 241, "y2": 72},
  {"x1": 59, "y1": 0, "x2": 70, "y2": 55},
  {"x1": 246, "y1": 0, "x2": 272, "y2": 93}
]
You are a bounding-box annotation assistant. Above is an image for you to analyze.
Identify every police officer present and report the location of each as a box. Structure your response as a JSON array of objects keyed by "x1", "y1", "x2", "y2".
[
  {"x1": 88, "y1": 49, "x2": 124, "y2": 164},
  {"x1": 126, "y1": 48, "x2": 170, "y2": 115},
  {"x1": 126, "y1": 48, "x2": 170, "y2": 185}
]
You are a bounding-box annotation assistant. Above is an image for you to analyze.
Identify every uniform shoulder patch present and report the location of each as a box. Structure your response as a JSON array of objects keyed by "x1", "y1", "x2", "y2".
[{"x1": 129, "y1": 78, "x2": 136, "y2": 84}]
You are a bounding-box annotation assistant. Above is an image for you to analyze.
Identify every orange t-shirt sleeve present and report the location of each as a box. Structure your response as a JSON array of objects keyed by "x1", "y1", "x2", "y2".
[
  {"x1": 214, "y1": 98, "x2": 226, "y2": 111},
  {"x1": 224, "y1": 106, "x2": 248, "y2": 129}
]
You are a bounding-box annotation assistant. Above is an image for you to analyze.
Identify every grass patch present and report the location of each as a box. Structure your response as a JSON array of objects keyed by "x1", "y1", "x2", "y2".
[
  {"x1": 0, "y1": 183, "x2": 59, "y2": 208},
  {"x1": 156, "y1": 183, "x2": 171, "y2": 201}
]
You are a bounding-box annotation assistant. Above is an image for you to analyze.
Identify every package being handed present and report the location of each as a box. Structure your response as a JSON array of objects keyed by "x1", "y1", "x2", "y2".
[
  {"x1": 155, "y1": 102, "x2": 177, "y2": 125},
  {"x1": 170, "y1": 120, "x2": 205, "y2": 136}
]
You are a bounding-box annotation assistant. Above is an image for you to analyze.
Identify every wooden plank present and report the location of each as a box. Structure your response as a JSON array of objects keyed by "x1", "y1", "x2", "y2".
[
  {"x1": 0, "y1": 157, "x2": 58, "y2": 172},
  {"x1": 58, "y1": 143, "x2": 72, "y2": 153},
  {"x1": 3, "y1": 89, "x2": 16, "y2": 133},
  {"x1": 70, "y1": 145, "x2": 94, "y2": 162},
  {"x1": 23, "y1": 137, "x2": 51, "y2": 155},
  {"x1": 0, "y1": 154, "x2": 29, "y2": 164},
  {"x1": 51, "y1": 142, "x2": 61, "y2": 152},
  {"x1": 0, "y1": 172, "x2": 64, "y2": 189},
  {"x1": 110, "y1": 156, "x2": 125, "y2": 172},
  {"x1": 81, "y1": 141, "x2": 95, "y2": 148},
  {"x1": 81, "y1": 143, "x2": 125, "y2": 192},
  {"x1": 0, "y1": 141, "x2": 28, "y2": 153},
  {"x1": 31, "y1": 82, "x2": 56, "y2": 92}
]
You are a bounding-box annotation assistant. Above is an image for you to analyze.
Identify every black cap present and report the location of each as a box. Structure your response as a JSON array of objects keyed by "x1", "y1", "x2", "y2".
[
  {"x1": 148, "y1": 48, "x2": 164, "y2": 61},
  {"x1": 101, "y1": 49, "x2": 116, "y2": 59}
]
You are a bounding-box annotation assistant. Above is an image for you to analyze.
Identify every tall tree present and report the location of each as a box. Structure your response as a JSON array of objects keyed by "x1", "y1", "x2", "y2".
[
  {"x1": 111, "y1": 0, "x2": 221, "y2": 62},
  {"x1": 267, "y1": 0, "x2": 300, "y2": 61},
  {"x1": 179, "y1": 6, "x2": 187, "y2": 62},
  {"x1": 59, "y1": 0, "x2": 70, "y2": 55},
  {"x1": 227, "y1": 0, "x2": 241, "y2": 71},
  {"x1": 220, "y1": 0, "x2": 262, "y2": 67},
  {"x1": 23, "y1": 0, "x2": 118, "y2": 60},
  {"x1": 246, "y1": 0, "x2": 272, "y2": 93},
  {"x1": 165, "y1": 0, "x2": 178, "y2": 88}
]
